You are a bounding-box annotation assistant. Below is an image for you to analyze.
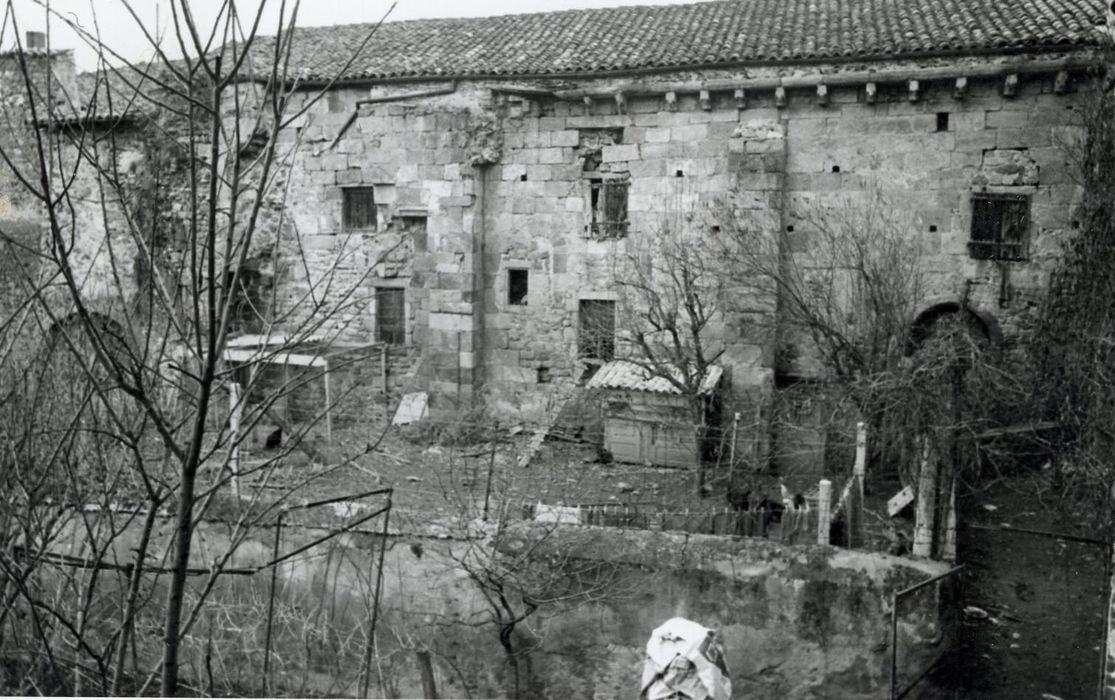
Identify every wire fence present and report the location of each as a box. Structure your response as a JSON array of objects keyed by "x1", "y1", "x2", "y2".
[{"x1": 1, "y1": 489, "x2": 393, "y2": 697}]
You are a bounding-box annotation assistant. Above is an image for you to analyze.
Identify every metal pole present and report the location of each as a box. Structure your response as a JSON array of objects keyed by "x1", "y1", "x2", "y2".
[
  {"x1": 360, "y1": 497, "x2": 392, "y2": 698},
  {"x1": 261, "y1": 513, "x2": 283, "y2": 696}
]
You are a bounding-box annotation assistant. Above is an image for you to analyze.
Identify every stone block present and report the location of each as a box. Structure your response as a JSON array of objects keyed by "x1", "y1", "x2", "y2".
[
  {"x1": 602, "y1": 144, "x2": 639, "y2": 162},
  {"x1": 526, "y1": 164, "x2": 553, "y2": 181},
  {"x1": 645, "y1": 127, "x2": 671, "y2": 143},
  {"x1": 538, "y1": 147, "x2": 568, "y2": 164},
  {"x1": 672, "y1": 123, "x2": 709, "y2": 142},
  {"x1": 336, "y1": 168, "x2": 364, "y2": 185},
  {"x1": 986, "y1": 110, "x2": 1030, "y2": 130},
  {"x1": 321, "y1": 153, "x2": 349, "y2": 171},
  {"x1": 552, "y1": 130, "x2": 580, "y2": 147}
]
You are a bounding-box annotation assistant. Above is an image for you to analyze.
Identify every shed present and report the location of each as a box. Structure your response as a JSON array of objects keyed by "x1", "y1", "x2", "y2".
[{"x1": 586, "y1": 360, "x2": 723, "y2": 468}]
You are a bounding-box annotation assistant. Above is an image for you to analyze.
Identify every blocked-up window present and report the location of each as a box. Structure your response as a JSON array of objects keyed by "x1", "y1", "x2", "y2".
[
  {"x1": 579, "y1": 299, "x2": 615, "y2": 361},
  {"x1": 589, "y1": 178, "x2": 629, "y2": 239},
  {"x1": 375, "y1": 287, "x2": 405, "y2": 345},
  {"x1": 343, "y1": 187, "x2": 377, "y2": 231},
  {"x1": 969, "y1": 194, "x2": 1029, "y2": 260}
]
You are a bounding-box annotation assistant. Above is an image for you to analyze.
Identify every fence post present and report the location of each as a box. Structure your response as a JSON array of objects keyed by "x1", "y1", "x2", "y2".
[
  {"x1": 854, "y1": 421, "x2": 867, "y2": 493},
  {"x1": 229, "y1": 382, "x2": 242, "y2": 501},
  {"x1": 942, "y1": 477, "x2": 957, "y2": 562},
  {"x1": 817, "y1": 479, "x2": 832, "y2": 545},
  {"x1": 913, "y1": 438, "x2": 937, "y2": 558}
]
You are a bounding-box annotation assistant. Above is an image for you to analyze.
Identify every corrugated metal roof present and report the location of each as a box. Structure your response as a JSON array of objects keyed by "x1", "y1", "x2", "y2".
[{"x1": 586, "y1": 359, "x2": 722, "y2": 395}]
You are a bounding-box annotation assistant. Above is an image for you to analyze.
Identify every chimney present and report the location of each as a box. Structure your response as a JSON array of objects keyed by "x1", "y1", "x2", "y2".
[{"x1": 24, "y1": 31, "x2": 45, "y2": 50}]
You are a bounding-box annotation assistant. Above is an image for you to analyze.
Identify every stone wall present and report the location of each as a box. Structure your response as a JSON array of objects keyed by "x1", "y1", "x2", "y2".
[
  {"x1": 52, "y1": 509, "x2": 953, "y2": 698},
  {"x1": 2, "y1": 49, "x2": 1089, "y2": 451},
  {"x1": 496, "y1": 522, "x2": 952, "y2": 699},
  {"x1": 277, "y1": 60, "x2": 1083, "y2": 430}
]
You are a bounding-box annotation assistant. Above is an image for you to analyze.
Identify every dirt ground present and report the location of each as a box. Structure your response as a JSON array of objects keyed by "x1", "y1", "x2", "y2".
[
  {"x1": 241, "y1": 422, "x2": 906, "y2": 548},
  {"x1": 930, "y1": 470, "x2": 1109, "y2": 699}
]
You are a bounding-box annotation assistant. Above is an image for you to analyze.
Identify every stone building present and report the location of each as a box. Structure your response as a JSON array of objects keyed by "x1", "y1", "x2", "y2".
[{"x1": 0, "y1": 0, "x2": 1107, "y2": 463}]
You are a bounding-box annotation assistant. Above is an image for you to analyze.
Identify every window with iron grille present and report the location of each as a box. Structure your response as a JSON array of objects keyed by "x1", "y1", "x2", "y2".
[
  {"x1": 579, "y1": 299, "x2": 615, "y2": 361},
  {"x1": 969, "y1": 194, "x2": 1029, "y2": 261},
  {"x1": 375, "y1": 287, "x2": 405, "y2": 345},
  {"x1": 588, "y1": 178, "x2": 629, "y2": 239},
  {"x1": 342, "y1": 187, "x2": 377, "y2": 231}
]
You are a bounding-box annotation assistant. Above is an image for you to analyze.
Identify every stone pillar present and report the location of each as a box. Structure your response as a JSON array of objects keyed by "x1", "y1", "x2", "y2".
[
  {"x1": 723, "y1": 118, "x2": 787, "y2": 468},
  {"x1": 423, "y1": 166, "x2": 487, "y2": 413}
]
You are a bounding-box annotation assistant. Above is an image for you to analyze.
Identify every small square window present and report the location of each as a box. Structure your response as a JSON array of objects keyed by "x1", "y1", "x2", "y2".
[
  {"x1": 588, "y1": 177, "x2": 629, "y2": 239},
  {"x1": 969, "y1": 194, "x2": 1029, "y2": 261},
  {"x1": 508, "y1": 269, "x2": 528, "y2": 305},
  {"x1": 343, "y1": 187, "x2": 377, "y2": 231},
  {"x1": 936, "y1": 112, "x2": 950, "y2": 132},
  {"x1": 375, "y1": 287, "x2": 405, "y2": 345}
]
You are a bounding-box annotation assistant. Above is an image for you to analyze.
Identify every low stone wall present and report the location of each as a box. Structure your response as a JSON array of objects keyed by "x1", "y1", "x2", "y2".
[
  {"x1": 46, "y1": 509, "x2": 953, "y2": 698},
  {"x1": 497, "y1": 523, "x2": 952, "y2": 699}
]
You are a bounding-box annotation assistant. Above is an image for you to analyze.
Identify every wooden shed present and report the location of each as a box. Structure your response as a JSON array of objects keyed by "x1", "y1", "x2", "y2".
[{"x1": 586, "y1": 360, "x2": 722, "y2": 469}]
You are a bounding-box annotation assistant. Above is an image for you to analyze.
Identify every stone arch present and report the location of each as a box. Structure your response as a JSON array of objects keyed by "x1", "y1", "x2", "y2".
[{"x1": 908, "y1": 301, "x2": 1002, "y2": 355}]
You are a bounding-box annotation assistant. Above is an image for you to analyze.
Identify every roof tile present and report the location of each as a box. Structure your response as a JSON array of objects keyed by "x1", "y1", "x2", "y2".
[{"x1": 83, "y1": 0, "x2": 1108, "y2": 94}]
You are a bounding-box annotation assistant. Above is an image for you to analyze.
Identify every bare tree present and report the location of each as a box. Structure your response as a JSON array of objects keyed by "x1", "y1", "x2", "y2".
[{"x1": 0, "y1": 0, "x2": 403, "y2": 694}]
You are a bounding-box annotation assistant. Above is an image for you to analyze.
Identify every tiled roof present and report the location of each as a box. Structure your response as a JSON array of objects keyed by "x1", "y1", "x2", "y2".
[
  {"x1": 586, "y1": 360, "x2": 723, "y2": 395},
  {"x1": 256, "y1": 0, "x2": 1104, "y2": 82}
]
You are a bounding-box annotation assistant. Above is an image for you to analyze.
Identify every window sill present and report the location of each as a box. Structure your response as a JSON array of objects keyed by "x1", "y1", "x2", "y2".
[{"x1": 967, "y1": 241, "x2": 1028, "y2": 262}]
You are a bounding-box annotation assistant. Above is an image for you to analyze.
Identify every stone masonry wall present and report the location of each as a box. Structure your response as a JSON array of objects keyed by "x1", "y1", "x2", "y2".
[{"x1": 258, "y1": 57, "x2": 1088, "y2": 442}]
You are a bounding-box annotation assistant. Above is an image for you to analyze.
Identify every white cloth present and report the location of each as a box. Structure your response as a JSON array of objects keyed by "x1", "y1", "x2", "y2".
[{"x1": 640, "y1": 617, "x2": 731, "y2": 700}]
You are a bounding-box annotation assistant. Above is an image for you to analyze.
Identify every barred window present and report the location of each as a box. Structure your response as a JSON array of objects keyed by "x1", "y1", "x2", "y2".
[
  {"x1": 588, "y1": 178, "x2": 629, "y2": 239},
  {"x1": 375, "y1": 287, "x2": 405, "y2": 345},
  {"x1": 343, "y1": 187, "x2": 377, "y2": 231},
  {"x1": 579, "y1": 299, "x2": 615, "y2": 361},
  {"x1": 969, "y1": 194, "x2": 1029, "y2": 261}
]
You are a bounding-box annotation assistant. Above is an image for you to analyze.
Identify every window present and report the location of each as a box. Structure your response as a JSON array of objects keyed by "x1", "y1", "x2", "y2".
[
  {"x1": 343, "y1": 187, "x2": 377, "y2": 231},
  {"x1": 969, "y1": 194, "x2": 1029, "y2": 260},
  {"x1": 375, "y1": 287, "x2": 405, "y2": 345},
  {"x1": 588, "y1": 178, "x2": 628, "y2": 239},
  {"x1": 579, "y1": 299, "x2": 615, "y2": 361},
  {"x1": 508, "y1": 269, "x2": 528, "y2": 305}
]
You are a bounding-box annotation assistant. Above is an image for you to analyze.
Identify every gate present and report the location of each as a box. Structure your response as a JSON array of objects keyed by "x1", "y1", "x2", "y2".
[{"x1": 890, "y1": 565, "x2": 964, "y2": 699}]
